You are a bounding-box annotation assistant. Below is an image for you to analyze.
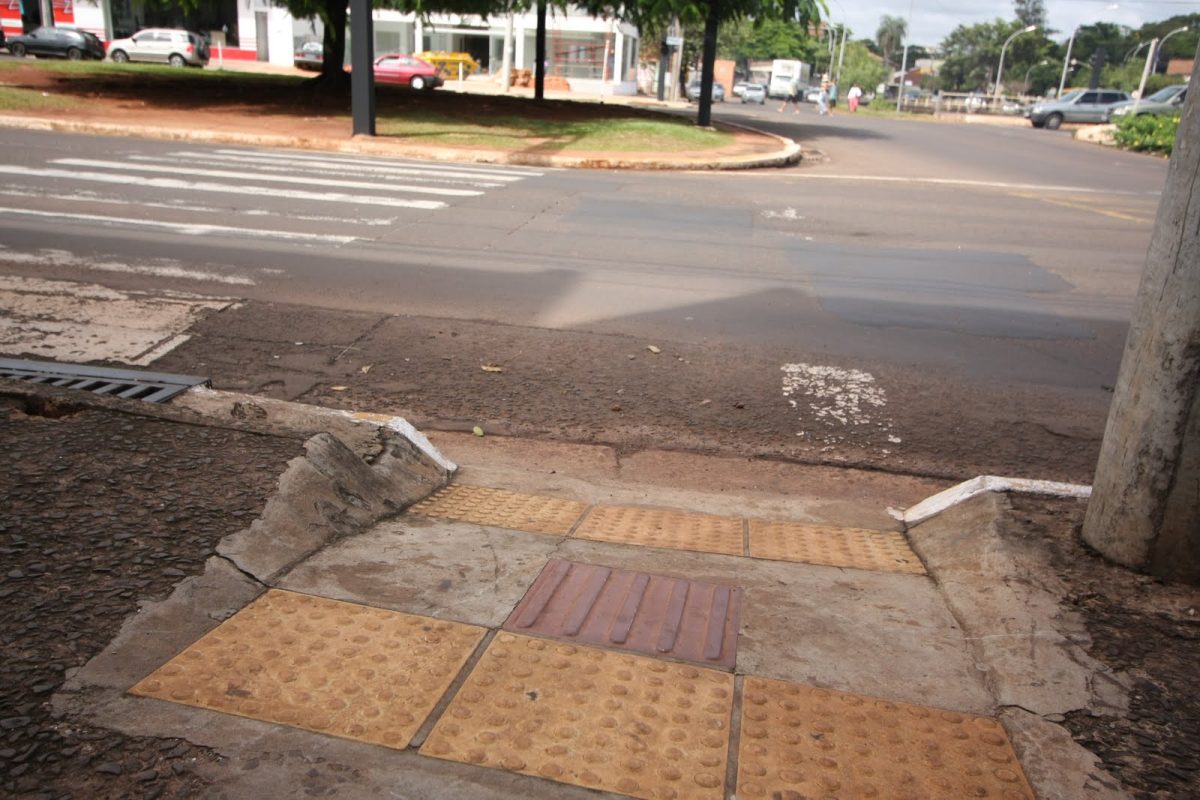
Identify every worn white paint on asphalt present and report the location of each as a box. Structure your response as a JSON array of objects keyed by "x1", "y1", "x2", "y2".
[
  {"x1": 761, "y1": 208, "x2": 804, "y2": 221},
  {"x1": 0, "y1": 246, "x2": 255, "y2": 285},
  {"x1": 210, "y1": 148, "x2": 548, "y2": 178},
  {"x1": 781, "y1": 362, "x2": 901, "y2": 448},
  {"x1": 0, "y1": 188, "x2": 398, "y2": 227},
  {"x1": 0, "y1": 165, "x2": 445, "y2": 210},
  {"x1": 0, "y1": 207, "x2": 359, "y2": 245},
  {"x1": 155, "y1": 151, "x2": 519, "y2": 186},
  {"x1": 0, "y1": 274, "x2": 234, "y2": 365},
  {"x1": 52, "y1": 159, "x2": 483, "y2": 197}
]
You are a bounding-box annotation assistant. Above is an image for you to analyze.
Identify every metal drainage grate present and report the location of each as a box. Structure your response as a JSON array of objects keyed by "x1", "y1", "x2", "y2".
[{"x1": 0, "y1": 358, "x2": 209, "y2": 404}]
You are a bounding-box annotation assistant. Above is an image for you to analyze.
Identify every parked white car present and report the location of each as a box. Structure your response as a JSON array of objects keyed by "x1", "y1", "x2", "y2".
[{"x1": 108, "y1": 29, "x2": 210, "y2": 67}]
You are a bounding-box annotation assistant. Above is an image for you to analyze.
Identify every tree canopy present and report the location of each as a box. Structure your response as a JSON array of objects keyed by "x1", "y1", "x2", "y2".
[{"x1": 875, "y1": 14, "x2": 906, "y2": 69}]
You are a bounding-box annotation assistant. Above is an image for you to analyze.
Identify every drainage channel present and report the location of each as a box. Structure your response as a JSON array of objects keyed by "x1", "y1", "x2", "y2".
[{"x1": 0, "y1": 358, "x2": 208, "y2": 403}]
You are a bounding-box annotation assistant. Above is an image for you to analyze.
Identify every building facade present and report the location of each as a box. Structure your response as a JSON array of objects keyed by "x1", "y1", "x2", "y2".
[{"x1": 1, "y1": 1, "x2": 639, "y2": 94}]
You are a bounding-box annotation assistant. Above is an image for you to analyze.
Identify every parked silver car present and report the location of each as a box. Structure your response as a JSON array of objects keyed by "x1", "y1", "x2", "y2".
[
  {"x1": 1106, "y1": 84, "x2": 1187, "y2": 121},
  {"x1": 108, "y1": 29, "x2": 210, "y2": 67},
  {"x1": 1026, "y1": 88, "x2": 1130, "y2": 129}
]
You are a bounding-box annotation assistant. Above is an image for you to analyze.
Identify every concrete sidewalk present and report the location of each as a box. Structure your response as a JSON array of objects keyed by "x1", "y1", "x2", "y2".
[{"x1": 10, "y1": 383, "x2": 1132, "y2": 800}]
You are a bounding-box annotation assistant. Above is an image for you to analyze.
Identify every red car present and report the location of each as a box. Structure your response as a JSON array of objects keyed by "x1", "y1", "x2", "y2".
[{"x1": 372, "y1": 54, "x2": 443, "y2": 90}]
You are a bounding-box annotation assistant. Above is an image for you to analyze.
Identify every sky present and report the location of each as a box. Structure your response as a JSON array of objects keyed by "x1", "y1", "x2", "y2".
[{"x1": 830, "y1": 0, "x2": 1200, "y2": 48}]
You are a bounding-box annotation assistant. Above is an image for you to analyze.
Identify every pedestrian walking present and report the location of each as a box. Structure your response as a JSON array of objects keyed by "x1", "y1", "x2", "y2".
[
  {"x1": 816, "y1": 82, "x2": 830, "y2": 115},
  {"x1": 777, "y1": 83, "x2": 802, "y2": 113},
  {"x1": 847, "y1": 83, "x2": 862, "y2": 112},
  {"x1": 828, "y1": 81, "x2": 838, "y2": 114}
]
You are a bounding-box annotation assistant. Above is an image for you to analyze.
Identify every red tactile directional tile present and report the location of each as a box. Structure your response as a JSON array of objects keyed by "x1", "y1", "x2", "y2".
[{"x1": 503, "y1": 559, "x2": 742, "y2": 670}]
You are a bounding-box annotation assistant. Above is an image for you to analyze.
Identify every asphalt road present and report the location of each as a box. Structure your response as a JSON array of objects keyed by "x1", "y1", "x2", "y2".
[{"x1": 0, "y1": 115, "x2": 1168, "y2": 481}]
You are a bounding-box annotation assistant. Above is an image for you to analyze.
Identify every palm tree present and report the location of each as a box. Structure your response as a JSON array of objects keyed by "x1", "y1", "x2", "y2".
[{"x1": 876, "y1": 15, "x2": 908, "y2": 69}]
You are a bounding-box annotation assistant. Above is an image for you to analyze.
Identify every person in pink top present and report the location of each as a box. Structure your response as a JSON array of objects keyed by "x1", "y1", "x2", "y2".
[{"x1": 847, "y1": 84, "x2": 863, "y2": 112}]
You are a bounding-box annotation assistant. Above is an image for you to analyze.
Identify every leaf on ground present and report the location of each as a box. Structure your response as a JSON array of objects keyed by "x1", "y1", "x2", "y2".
[
  {"x1": 330, "y1": 385, "x2": 348, "y2": 391},
  {"x1": 472, "y1": 426, "x2": 485, "y2": 437},
  {"x1": 360, "y1": 364, "x2": 372, "y2": 374},
  {"x1": 646, "y1": 345, "x2": 662, "y2": 354},
  {"x1": 481, "y1": 364, "x2": 504, "y2": 373}
]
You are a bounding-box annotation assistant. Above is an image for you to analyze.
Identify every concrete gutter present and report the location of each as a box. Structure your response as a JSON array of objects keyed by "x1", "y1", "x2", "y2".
[{"x1": 0, "y1": 113, "x2": 801, "y2": 170}]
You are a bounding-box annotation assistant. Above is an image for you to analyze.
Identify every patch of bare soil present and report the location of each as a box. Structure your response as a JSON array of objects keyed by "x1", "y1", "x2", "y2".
[
  {"x1": 0, "y1": 65, "x2": 775, "y2": 160},
  {"x1": 1005, "y1": 495, "x2": 1200, "y2": 800}
]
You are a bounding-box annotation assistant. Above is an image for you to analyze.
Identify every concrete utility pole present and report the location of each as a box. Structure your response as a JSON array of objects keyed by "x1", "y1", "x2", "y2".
[
  {"x1": 349, "y1": 0, "x2": 375, "y2": 136},
  {"x1": 1083, "y1": 51, "x2": 1200, "y2": 584}
]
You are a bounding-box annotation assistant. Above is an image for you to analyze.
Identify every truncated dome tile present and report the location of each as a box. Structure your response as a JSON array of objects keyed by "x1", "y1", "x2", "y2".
[
  {"x1": 574, "y1": 506, "x2": 744, "y2": 556},
  {"x1": 748, "y1": 519, "x2": 926, "y2": 574},
  {"x1": 420, "y1": 633, "x2": 735, "y2": 800},
  {"x1": 129, "y1": 590, "x2": 485, "y2": 749},
  {"x1": 737, "y1": 677, "x2": 1036, "y2": 800},
  {"x1": 409, "y1": 485, "x2": 587, "y2": 536}
]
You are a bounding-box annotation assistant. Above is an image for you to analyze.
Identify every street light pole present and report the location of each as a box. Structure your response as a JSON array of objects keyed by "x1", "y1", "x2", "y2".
[
  {"x1": 995, "y1": 24, "x2": 1038, "y2": 100},
  {"x1": 836, "y1": 24, "x2": 848, "y2": 86},
  {"x1": 1133, "y1": 37, "x2": 1159, "y2": 114},
  {"x1": 1058, "y1": 28, "x2": 1077, "y2": 97}
]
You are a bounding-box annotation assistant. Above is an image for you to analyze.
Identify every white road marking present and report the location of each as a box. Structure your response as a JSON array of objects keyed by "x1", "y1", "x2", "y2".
[
  {"x1": 0, "y1": 206, "x2": 359, "y2": 244},
  {"x1": 211, "y1": 147, "x2": 547, "y2": 178},
  {"x1": 52, "y1": 159, "x2": 482, "y2": 197},
  {"x1": 0, "y1": 245, "x2": 255, "y2": 285},
  {"x1": 0, "y1": 165, "x2": 445, "y2": 209},
  {"x1": 782, "y1": 363, "x2": 899, "y2": 447},
  {"x1": 785, "y1": 173, "x2": 1157, "y2": 196},
  {"x1": 158, "y1": 151, "x2": 520, "y2": 185},
  {"x1": 762, "y1": 208, "x2": 804, "y2": 220},
  {"x1": 0, "y1": 188, "x2": 398, "y2": 225},
  {"x1": 0, "y1": 274, "x2": 236, "y2": 365}
]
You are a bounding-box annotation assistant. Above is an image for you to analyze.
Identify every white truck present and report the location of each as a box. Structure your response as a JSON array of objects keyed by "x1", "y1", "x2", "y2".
[{"x1": 768, "y1": 59, "x2": 813, "y2": 99}]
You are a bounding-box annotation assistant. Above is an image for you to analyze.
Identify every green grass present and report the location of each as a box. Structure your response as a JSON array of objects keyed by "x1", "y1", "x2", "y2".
[
  {"x1": 0, "y1": 59, "x2": 735, "y2": 154},
  {"x1": 0, "y1": 85, "x2": 78, "y2": 111},
  {"x1": 0, "y1": 58, "x2": 305, "y2": 86},
  {"x1": 377, "y1": 111, "x2": 733, "y2": 152}
]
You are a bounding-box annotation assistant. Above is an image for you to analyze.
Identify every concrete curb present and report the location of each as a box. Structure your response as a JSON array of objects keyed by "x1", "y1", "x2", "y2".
[
  {"x1": 0, "y1": 113, "x2": 800, "y2": 170},
  {"x1": 890, "y1": 475, "x2": 1091, "y2": 525}
]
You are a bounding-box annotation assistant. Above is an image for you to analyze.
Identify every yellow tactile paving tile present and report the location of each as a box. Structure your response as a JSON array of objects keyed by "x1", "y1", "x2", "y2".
[
  {"x1": 748, "y1": 520, "x2": 926, "y2": 574},
  {"x1": 421, "y1": 633, "x2": 735, "y2": 800},
  {"x1": 574, "y1": 506, "x2": 745, "y2": 556},
  {"x1": 408, "y1": 484, "x2": 587, "y2": 536},
  {"x1": 737, "y1": 677, "x2": 1035, "y2": 800},
  {"x1": 129, "y1": 590, "x2": 485, "y2": 750}
]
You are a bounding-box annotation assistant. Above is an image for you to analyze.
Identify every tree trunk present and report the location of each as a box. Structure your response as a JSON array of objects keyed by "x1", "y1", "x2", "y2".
[
  {"x1": 1082, "y1": 49, "x2": 1200, "y2": 584},
  {"x1": 696, "y1": 0, "x2": 719, "y2": 127},
  {"x1": 535, "y1": 0, "x2": 546, "y2": 102},
  {"x1": 314, "y1": 0, "x2": 349, "y2": 91}
]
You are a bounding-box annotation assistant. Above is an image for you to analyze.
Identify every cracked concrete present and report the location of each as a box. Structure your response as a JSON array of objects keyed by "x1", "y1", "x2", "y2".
[{"x1": 49, "y1": 400, "x2": 1136, "y2": 799}]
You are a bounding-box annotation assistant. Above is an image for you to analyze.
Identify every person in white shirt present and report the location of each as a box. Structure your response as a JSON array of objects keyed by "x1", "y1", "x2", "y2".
[{"x1": 848, "y1": 84, "x2": 863, "y2": 112}]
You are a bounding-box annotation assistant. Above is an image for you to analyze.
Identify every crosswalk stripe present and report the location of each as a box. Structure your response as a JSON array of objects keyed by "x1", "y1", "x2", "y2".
[
  {"x1": 0, "y1": 206, "x2": 361, "y2": 243},
  {"x1": 0, "y1": 165, "x2": 446, "y2": 209},
  {"x1": 160, "y1": 151, "x2": 521, "y2": 185},
  {"x1": 52, "y1": 159, "x2": 483, "y2": 198},
  {"x1": 210, "y1": 148, "x2": 546, "y2": 178}
]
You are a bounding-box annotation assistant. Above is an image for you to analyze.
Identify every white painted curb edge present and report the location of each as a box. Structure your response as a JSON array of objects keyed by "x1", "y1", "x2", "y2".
[{"x1": 891, "y1": 475, "x2": 1092, "y2": 526}]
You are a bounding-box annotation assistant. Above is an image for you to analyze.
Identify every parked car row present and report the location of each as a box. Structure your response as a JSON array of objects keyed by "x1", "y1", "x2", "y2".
[{"x1": 2, "y1": 25, "x2": 207, "y2": 65}]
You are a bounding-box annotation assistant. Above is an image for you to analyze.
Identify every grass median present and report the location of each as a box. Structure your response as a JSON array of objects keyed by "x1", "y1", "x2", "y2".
[{"x1": 0, "y1": 60, "x2": 734, "y2": 155}]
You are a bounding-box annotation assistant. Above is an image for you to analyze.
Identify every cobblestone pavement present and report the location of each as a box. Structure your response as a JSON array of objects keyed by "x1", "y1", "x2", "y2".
[
  {"x1": 1008, "y1": 496, "x2": 1200, "y2": 800},
  {"x1": 0, "y1": 391, "x2": 302, "y2": 799}
]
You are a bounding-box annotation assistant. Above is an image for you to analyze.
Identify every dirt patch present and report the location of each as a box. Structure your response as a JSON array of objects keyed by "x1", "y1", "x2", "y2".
[
  {"x1": 0, "y1": 64, "x2": 780, "y2": 162},
  {"x1": 1003, "y1": 495, "x2": 1200, "y2": 799}
]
